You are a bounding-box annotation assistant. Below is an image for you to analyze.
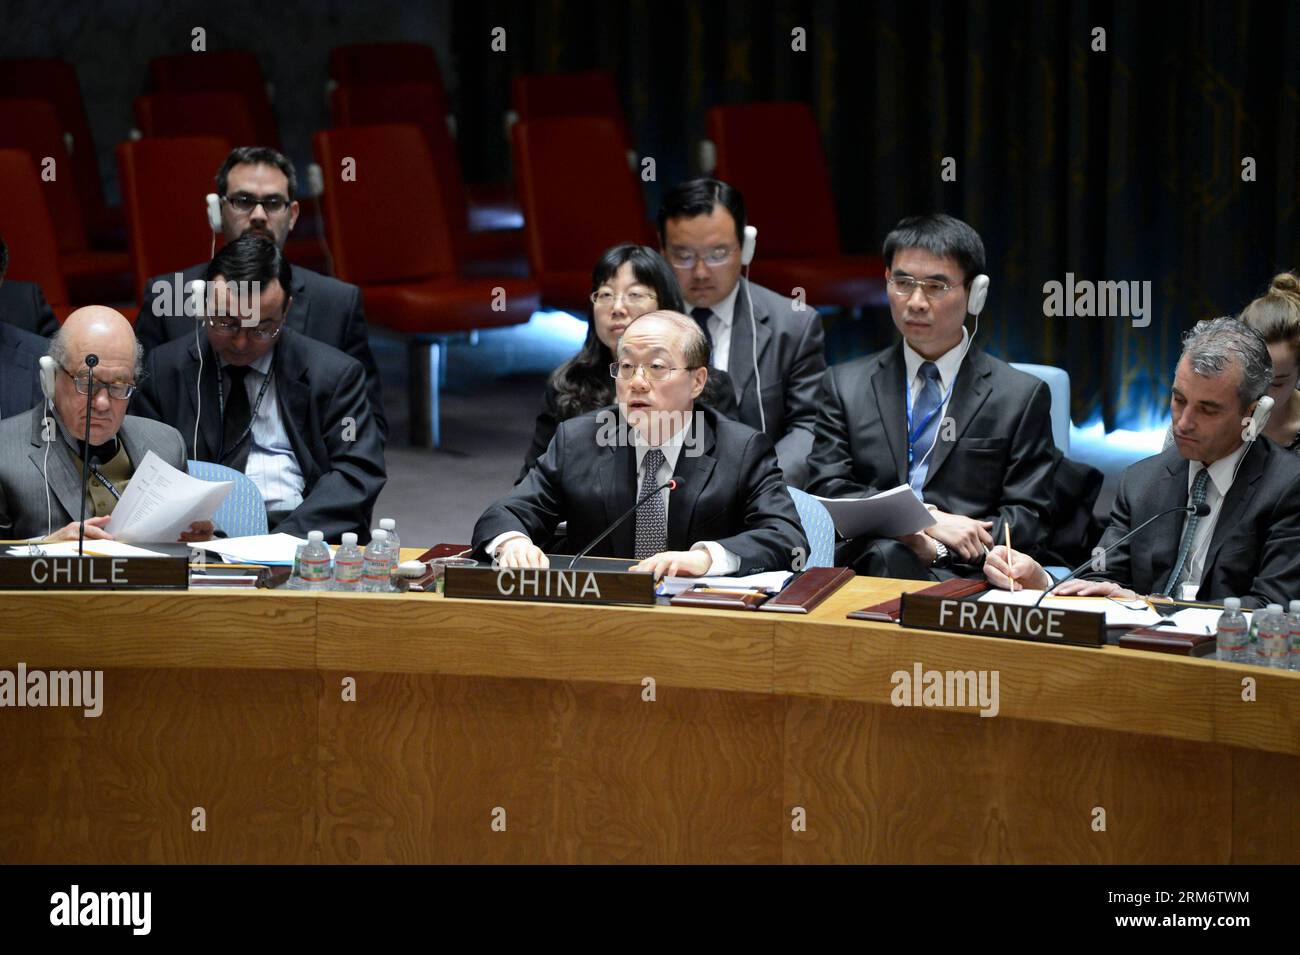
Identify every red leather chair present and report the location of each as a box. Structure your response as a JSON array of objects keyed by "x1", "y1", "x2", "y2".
[
  {"x1": 116, "y1": 136, "x2": 233, "y2": 307},
  {"x1": 705, "y1": 102, "x2": 886, "y2": 308},
  {"x1": 313, "y1": 124, "x2": 539, "y2": 447},
  {"x1": 511, "y1": 72, "x2": 632, "y2": 149},
  {"x1": 148, "y1": 52, "x2": 280, "y2": 149},
  {"x1": 133, "y1": 91, "x2": 259, "y2": 147},
  {"x1": 0, "y1": 58, "x2": 120, "y2": 246},
  {"x1": 329, "y1": 82, "x2": 524, "y2": 266},
  {"x1": 328, "y1": 43, "x2": 450, "y2": 105},
  {"x1": 511, "y1": 116, "x2": 654, "y2": 311},
  {"x1": 0, "y1": 148, "x2": 75, "y2": 323},
  {"x1": 0, "y1": 99, "x2": 132, "y2": 304}
]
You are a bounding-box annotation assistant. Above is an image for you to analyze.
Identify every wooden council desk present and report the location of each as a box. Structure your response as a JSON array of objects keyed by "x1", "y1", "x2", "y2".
[{"x1": 1, "y1": 568, "x2": 1297, "y2": 864}]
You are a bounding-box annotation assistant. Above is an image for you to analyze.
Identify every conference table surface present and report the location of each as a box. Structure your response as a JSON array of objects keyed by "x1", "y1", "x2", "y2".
[{"x1": 1, "y1": 552, "x2": 1297, "y2": 864}]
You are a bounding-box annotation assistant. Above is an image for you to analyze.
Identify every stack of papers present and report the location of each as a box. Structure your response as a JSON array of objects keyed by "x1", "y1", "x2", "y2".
[
  {"x1": 189, "y1": 533, "x2": 308, "y2": 566},
  {"x1": 105, "y1": 451, "x2": 232, "y2": 543},
  {"x1": 978, "y1": 589, "x2": 1247, "y2": 634},
  {"x1": 813, "y1": 485, "x2": 936, "y2": 538},
  {"x1": 7, "y1": 540, "x2": 168, "y2": 558},
  {"x1": 657, "y1": 570, "x2": 793, "y2": 597}
]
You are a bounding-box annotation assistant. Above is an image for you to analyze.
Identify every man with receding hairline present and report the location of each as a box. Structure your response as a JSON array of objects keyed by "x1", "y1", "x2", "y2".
[
  {"x1": 0, "y1": 305, "x2": 208, "y2": 542},
  {"x1": 473, "y1": 310, "x2": 806, "y2": 578}
]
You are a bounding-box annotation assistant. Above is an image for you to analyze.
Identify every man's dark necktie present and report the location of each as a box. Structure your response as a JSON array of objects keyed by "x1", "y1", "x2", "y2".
[
  {"x1": 690, "y1": 307, "x2": 714, "y2": 352},
  {"x1": 1161, "y1": 467, "x2": 1211, "y2": 596},
  {"x1": 634, "y1": 448, "x2": 668, "y2": 560},
  {"x1": 222, "y1": 365, "x2": 253, "y2": 472},
  {"x1": 908, "y1": 361, "x2": 943, "y2": 494}
]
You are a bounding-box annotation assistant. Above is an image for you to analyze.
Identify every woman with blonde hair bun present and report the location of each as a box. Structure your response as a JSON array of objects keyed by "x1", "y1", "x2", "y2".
[{"x1": 1240, "y1": 271, "x2": 1300, "y2": 453}]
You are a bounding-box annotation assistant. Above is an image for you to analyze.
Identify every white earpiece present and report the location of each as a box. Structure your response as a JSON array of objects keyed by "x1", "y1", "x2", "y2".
[
  {"x1": 38, "y1": 355, "x2": 57, "y2": 403},
  {"x1": 205, "y1": 193, "x2": 221, "y2": 233},
  {"x1": 188, "y1": 280, "x2": 206, "y2": 319},
  {"x1": 967, "y1": 273, "x2": 990, "y2": 317},
  {"x1": 738, "y1": 223, "x2": 764, "y2": 434},
  {"x1": 741, "y1": 225, "x2": 757, "y2": 267}
]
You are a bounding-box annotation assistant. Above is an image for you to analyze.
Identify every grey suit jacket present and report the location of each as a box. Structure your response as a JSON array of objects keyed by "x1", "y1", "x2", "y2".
[
  {"x1": 1084, "y1": 439, "x2": 1300, "y2": 607},
  {"x1": 0, "y1": 322, "x2": 46, "y2": 421},
  {"x1": 719, "y1": 279, "x2": 826, "y2": 488},
  {"x1": 0, "y1": 406, "x2": 187, "y2": 540}
]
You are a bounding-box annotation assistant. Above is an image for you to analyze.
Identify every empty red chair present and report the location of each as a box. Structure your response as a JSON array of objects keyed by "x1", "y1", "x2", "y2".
[
  {"x1": 705, "y1": 102, "x2": 886, "y2": 308},
  {"x1": 313, "y1": 124, "x2": 539, "y2": 446},
  {"x1": 328, "y1": 43, "x2": 450, "y2": 107},
  {"x1": 0, "y1": 58, "x2": 120, "y2": 246},
  {"x1": 133, "y1": 91, "x2": 259, "y2": 146},
  {"x1": 149, "y1": 52, "x2": 280, "y2": 148},
  {"x1": 511, "y1": 116, "x2": 654, "y2": 311},
  {"x1": 0, "y1": 99, "x2": 132, "y2": 303},
  {"x1": 116, "y1": 136, "x2": 233, "y2": 303},
  {"x1": 511, "y1": 72, "x2": 632, "y2": 149},
  {"x1": 330, "y1": 82, "x2": 523, "y2": 266},
  {"x1": 0, "y1": 148, "x2": 74, "y2": 322}
]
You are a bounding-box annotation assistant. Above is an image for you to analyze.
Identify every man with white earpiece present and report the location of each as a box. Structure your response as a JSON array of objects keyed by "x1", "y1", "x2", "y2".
[
  {"x1": 0, "y1": 306, "x2": 210, "y2": 543},
  {"x1": 658, "y1": 179, "x2": 827, "y2": 488},
  {"x1": 807, "y1": 214, "x2": 1058, "y2": 580},
  {"x1": 986, "y1": 317, "x2": 1300, "y2": 607}
]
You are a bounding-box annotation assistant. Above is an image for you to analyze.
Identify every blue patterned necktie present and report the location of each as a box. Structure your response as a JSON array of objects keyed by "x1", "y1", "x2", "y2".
[
  {"x1": 1162, "y1": 467, "x2": 1210, "y2": 596},
  {"x1": 634, "y1": 448, "x2": 668, "y2": 560},
  {"x1": 908, "y1": 361, "x2": 943, "y2": 494}
]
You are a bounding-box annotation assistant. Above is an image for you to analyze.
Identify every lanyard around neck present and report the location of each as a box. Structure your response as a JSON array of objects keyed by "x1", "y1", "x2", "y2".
[
  {"x1": 904, "y1": 365, "x2": 958, "y2": 462},
  {"x1": 215, "y1": 354, "x2": 275, "y2": 459}
]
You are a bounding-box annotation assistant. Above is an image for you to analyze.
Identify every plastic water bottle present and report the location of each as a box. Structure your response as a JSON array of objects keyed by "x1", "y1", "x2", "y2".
[
  {"x1": 1257, "y1": 603, "x2": 1290, "y2": 669},
  {"x1": 332, "y1": 532, "x2": 364, "y2": 591},
  {"x1": 1215, "y1": 598, "x2": 1248, "y2": 663},
  {"x1": 1288, "y1": 600, "x2": 1300, "y2": 672},
  {"x1": 379, "y1": 518, "x2": 400, "y2": 566},
  {"x1": 361, "y1": 528, "x2": 394, "y2": 592},
  {"x1": 298, "y1": 531, "x2": 333, "y2": 590}
]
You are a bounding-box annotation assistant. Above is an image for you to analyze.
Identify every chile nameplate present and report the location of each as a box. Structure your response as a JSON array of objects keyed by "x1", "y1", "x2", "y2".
[
  {"x1": 0, "y1": 556, "x2": 190, "y2": 591},
  {"x1": 443, "y1": 565, "x2": 655, "y2": 606}
]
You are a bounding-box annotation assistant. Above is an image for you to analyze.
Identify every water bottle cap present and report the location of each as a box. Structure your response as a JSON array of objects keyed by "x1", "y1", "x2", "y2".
[
  {"x1": 1267, "y1": 603, "x2": 1283, "y2": 613},
  {"x1": 341, "y1": 532, "x2": 357, "y2": 547},
  {"x1": 1290, "y1": 600, "x2": 1300, "y2": 613},
  {"x1": 1223, "y1": 597, "x2": 1240, "y2": 610},
  {"x1": 308, "y1": 530, "x2": 324, "y2": 542},
  {"x1": 380, "y1": 518, "x2": 396, "y2": 530},
  {"x1": 372, "y1": 529, "x2": 388, "y2": 541}
]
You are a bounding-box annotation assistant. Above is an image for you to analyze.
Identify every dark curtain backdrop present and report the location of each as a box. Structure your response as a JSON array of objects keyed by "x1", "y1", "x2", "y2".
[{"x1": 454, "y1": 0, "x2": 1300, "y2": 431}]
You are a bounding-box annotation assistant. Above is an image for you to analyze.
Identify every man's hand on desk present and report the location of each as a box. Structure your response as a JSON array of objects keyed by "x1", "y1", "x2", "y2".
[
  {"x1": 899, "y1": 531, "x2": 938, "y2": 566},
  {"x1": 1053, "y1": 579, "x2": 1137, "y2": 600},
  {"x1": 178, "y1": 520, "x2": 215, "y2": 543},
  {"x1": 983, "y1": 545, "x2": 1051, "y2": 591},
  {"x1": 496, "y1": 537, "x2": 550, "y2": 569},
  {"x1": 923, "y1": 511, "x2": 994, "y2": 563},
  {"x1": 47, "y1": 516, "x2": 113, "y2": 542},
  {"x1": 629, "y1": 549, "x2": 711, "y2": 579}
]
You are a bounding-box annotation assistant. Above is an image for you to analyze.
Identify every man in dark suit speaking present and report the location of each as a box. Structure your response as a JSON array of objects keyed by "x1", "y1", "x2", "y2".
[
  {"x1": 473, "y1": 311, "x2": 806, "y2": 578},
  {"x1": 807, "y1": 214, "x2": 1057, "y2": 579},
  {"x1": 986, "y1": 318, "x2": 1300, "y2": 607},
  {"x1": 658, "y1": 179, "x2": 826, "y2": 488},
  {"x1": 134, "y1": 146, "x2": 387, "y2": 439},
  {"x1": 131, "y1": 235, "x2": 386, "y2": 541}
]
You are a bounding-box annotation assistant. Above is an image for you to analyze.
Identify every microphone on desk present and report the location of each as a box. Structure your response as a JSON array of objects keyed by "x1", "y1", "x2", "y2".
[
  {"x1": 568, "y1": 477, "x2": 685, "y2": 568},
  {"x1": 1031, "y1": 501, "x2": 1212, "y2": 607},
  {"x1": 77, "y1": 353, "x2": 99, "y2": 558}
]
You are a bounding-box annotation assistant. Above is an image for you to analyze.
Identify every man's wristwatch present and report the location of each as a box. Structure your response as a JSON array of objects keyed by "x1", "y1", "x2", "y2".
[{"x1": 931, "y1": 540, "x2": 952, "y2": 568}]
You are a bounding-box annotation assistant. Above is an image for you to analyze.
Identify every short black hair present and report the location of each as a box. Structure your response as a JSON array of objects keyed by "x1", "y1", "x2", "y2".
[
  {"x1": 657, "y1": 178, "x2": 746, "y2": 246},
  {"x1": 206, "y1": 232, "x2": 294, "y2": 293},
  {"x1": 215, "y1": 146, "x2": 298, "y2": 201},
  {"x1": 882, "y1": 213, "x2": 986, "y2": 285},
  {"x1": 0, "y1": 234, "x2": 7, "y2": 282}
]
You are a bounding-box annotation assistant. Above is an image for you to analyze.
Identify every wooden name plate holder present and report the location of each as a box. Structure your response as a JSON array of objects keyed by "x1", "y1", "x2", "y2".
[
  {"x1": 0, "y1": 555, "x2": 189, "y2": 591},
  {"x1": 443, "y1": 564, "x2": 655, "y2": 606},
  {"x1": 898, "y1": 592, "x2": 1106, "y2": 647}
]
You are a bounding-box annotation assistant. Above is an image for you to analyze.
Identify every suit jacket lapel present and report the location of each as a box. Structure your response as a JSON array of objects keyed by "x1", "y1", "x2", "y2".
[
  {"x1": 871, "y1": 344, "x2": 910, "y2": 486},
  {"x1": 1200, "y1": 441, "x2": 1265, "y2": 584},
  {"x1": 925, "y1": 347, "x2": 994, "y2": 487},
  {"x1": 288, "y1": 270, "x2": 310, "y2": 336},
  {"x1": 606, "y1": 433, "x2": 637, "y2": 558},
  {"x1": 188, "y1": 339, "x2": 222, "y2": 460},
  {"x1": 725, "y1": 279, "x2": 771, "y2": 411},
  {"x1": 275, "y1": 344, "x2": 318, "y2": 484},
  {"x1": 667, "y1": 411, "x2": 716, "y2": 550},
  {"x1": 27, "y1": 407, "x2": 86, "y2": 524},
  {"x1": 1146, "y1": 452, "x2": 1190, "y2": 589}
]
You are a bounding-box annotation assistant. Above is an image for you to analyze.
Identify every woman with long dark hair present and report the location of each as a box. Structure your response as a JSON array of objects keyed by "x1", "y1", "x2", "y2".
[{"x1": 518, "y1": 244, "x2": 736, "y2": 480}]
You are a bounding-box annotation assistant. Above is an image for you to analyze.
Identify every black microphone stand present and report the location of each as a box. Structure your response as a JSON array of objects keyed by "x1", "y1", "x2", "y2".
[{"x1": 77, "y1": 354, "x2": 99, "y2": 558}]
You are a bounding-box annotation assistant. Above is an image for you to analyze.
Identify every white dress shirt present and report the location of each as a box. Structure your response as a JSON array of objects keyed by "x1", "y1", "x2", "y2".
[
  {"x1": 687, "y1": 281, "x2": 741, "y2": 373},
  {"x1": 1178, "y1": 442, "x2": 1249, "y2": 599},
  {"x1": 489, "y1": 417, "x2": 740, "y2": 575},
  {"x1": 902, "y1": 327, "x2": 969, "y2": 421},
  {"x1": 232, "y1": 349, "x2": 304, "y2": 512}
]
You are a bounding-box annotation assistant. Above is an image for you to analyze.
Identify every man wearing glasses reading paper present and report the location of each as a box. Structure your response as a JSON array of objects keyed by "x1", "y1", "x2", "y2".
[{"x1": 131, "y1": 235, "x2": 386, "y2": 541}]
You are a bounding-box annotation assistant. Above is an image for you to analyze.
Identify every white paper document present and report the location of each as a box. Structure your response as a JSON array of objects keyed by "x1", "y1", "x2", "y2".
[
  {"x1": 189, "y1": 533, "x2": 308, "y2": 565},
  {"x1": 812, "y1": 484, "x2": 936, "y2": 539},
  {"x1": 7, "y1": 540, "x2": 168, "y2": 558},
  {"x1": 978, "y1": 589, "x2": 1249, "y2": 632},
  {"x1": 658, "y1": 570, "x2": 793, "y2": 597},
  {"x1": 103, "y1": 451, "x2": 233, "y2": 543}
]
